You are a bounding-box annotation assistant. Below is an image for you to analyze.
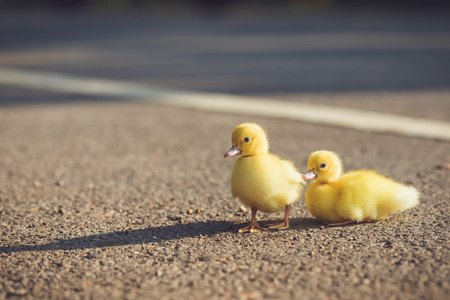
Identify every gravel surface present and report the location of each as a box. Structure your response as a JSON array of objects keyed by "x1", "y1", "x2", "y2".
[{"x1": 0, "y1": 102, "x2": 449, "y2": 299}]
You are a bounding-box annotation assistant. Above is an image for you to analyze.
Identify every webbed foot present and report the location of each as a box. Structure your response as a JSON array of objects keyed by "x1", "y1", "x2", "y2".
[
  {"x1": 267, "y1": 204, "x2": 291, "y2": 230},
  {"x1": 324, "y1": 220, "x2": 356, "y2": 226},
  {"x1": 325, "y1": 217, "x2": 372, "y2": 227},
  {"x1": 239, "y1": 221, "x2": 267, "y2": 233},
  {"x1": 267, "y1": 221, "x2": 289, "y2": 230}
]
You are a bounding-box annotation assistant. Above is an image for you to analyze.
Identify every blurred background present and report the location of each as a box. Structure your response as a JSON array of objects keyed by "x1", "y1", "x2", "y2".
[
  {"x1": 0, "y1": 0, "x2": 449, "y2": 112},
  {"x1": 0, "y1": 0, "x2": 449, "y2": 11}
]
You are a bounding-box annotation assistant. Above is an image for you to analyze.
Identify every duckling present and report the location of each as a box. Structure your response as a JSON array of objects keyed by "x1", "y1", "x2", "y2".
[
  {"x1": 303, "y1": 150, "x2": 419, "y2": 226},
  {"x1": 224, "y1": 123, "x2": 305, "y2": 232}
]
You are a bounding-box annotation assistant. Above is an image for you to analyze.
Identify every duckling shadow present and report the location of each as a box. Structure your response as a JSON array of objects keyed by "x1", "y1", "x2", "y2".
[
  {"x1": 0, "y1": 218, "x2": 324, "y2": 254},
  {"x1": 0, "y1": 220, "x2": 238, "y2": 254}
]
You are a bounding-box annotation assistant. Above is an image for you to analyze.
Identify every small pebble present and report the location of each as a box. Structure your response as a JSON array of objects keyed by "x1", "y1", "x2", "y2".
[{"x1": 437, "y1": 163, "x2": 450, "y2": 170}]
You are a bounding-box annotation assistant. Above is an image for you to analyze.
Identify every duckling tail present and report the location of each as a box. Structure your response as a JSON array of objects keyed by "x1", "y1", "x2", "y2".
[
  {"x1": 392, "y1": 186, "x2": 420, "y2": 212},
  {"x1": 377, "y1": 185, "x2": 419, "y2": 220}
]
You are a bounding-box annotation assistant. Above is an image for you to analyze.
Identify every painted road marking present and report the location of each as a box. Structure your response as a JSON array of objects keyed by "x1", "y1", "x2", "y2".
[{"x1": 0, "y1": 67, "x2": 449, "y2": 141}]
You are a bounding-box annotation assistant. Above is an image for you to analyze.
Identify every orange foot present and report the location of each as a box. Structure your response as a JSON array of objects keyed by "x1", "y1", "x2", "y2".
[
  {"x1": 267, "y1": 204, "x2": 291, "y2": 230},
  {"x1": 325, "y1": 217, "x2": 373, "y2": 227},
  {"x1": 239, "y1": 221, "x2": 267, "y2": 233},
  {"x1": 267, "y1": 221, "x2": 289, "y2": 230}
]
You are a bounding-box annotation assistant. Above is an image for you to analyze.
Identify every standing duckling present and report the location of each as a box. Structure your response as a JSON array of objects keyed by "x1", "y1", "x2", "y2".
[
  {"x1": 303, "y1": 150, "x2": 419, "y2": 226},
  {"x1": 224, "y1": 123, "x2": 305, "y2": 232}
]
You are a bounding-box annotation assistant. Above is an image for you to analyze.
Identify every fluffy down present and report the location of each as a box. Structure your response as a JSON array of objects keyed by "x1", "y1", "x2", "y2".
[
  {"x1": 225, "y1": 122, "x2": 305, "y2": 232},
  {"x1": 303, "y1": 150, "x2": 419, "y2": 226},
  {"x1": 231, "y1": 153, "x2": 304, "y2": 213}
]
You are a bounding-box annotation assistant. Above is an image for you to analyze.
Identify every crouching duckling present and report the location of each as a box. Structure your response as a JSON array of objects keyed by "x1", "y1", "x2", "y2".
[{"x1": 303, "y1": 150, "x2": 419, "y2": 226}]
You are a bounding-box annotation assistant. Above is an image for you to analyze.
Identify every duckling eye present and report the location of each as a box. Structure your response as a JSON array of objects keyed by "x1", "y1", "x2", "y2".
[
  {"x1": 319, "y1": 163, "x2": 327, "y2": 168},
  {"x1": 243, "y1": 137, "x2": 250, "y2": 143}
]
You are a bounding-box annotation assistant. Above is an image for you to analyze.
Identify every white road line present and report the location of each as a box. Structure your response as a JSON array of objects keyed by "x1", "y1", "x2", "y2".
[{"x1": 1, "y1": 67, "x2": 449, "y2": 141}]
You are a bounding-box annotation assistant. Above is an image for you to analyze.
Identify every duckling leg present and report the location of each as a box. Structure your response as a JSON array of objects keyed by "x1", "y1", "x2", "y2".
[
  {"x1": 325, "y1": 220, "x2": 356, "y2": 226},
  {"x1": 267, "y1": 205, "x2": 291, "y2": 230},
  {"x1": 239, "y1": 207, "x2": 267, "y2": 233},
  {"x1": 326, "y1": 217, "x2": 373, "y2": 227}
]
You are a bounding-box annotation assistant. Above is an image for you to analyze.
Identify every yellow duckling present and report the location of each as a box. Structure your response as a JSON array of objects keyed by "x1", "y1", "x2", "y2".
[
  {"x1": 303, "y1": 150, "x2": 419, "y2": 226},
  {"x1": 224, "y1": 123, "x2": 305, "y2": 232}
]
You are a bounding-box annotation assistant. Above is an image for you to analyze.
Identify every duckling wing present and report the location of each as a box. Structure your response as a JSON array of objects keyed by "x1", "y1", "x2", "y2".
[
  {"x1": 329, "y1": 172, "x2": 377, "y2": 222},
  {"x1": 280, "y1": 160, "x2": 306, "y2": 185},
  {"x1": 274, "y1": 158, "x2": 305, "y2": 207},
  {"x1": 230, "y1": 154, "x2": 304, "y2": 213},
  {"x1": 334, "y1": 171, "x2": 418, "y2": 222}
]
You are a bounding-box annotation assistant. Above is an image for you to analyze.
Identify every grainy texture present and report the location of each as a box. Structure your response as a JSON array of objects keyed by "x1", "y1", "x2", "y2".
[{"x1": 0, "y1": 102, "x2": 449, "y2": 300}]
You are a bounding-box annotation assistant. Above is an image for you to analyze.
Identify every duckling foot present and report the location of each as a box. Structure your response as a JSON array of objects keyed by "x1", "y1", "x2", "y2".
[
  {"x1": 325, "y1": 217, "x2": 373, "y2": 227},
  {"x1": 267, "y1": 205, "x2": 291, "y2": 230},
  {"x1": 325, "y1": 220, "x2": 356, "y2": 226},
  {"x1": 239, "y1": 222, "x2": 267, "y2": 233},
  {"x1": 267, "y1": 221, "x2": 289, "y2": 230},
  {"x1": 239, "y1": 207, "x2": 267, "y2": 233}
]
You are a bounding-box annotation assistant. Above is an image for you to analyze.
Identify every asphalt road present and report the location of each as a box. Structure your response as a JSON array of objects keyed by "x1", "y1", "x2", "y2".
[
  {"x1": 0, "y1": 7, "x2": 449, "y2": 300},
  {"x1": 1, "y1": 7, "x2": 450, "y2": 99},
  {"x1": 1, "y1": 102, "x2": 449, "y2": 300}
]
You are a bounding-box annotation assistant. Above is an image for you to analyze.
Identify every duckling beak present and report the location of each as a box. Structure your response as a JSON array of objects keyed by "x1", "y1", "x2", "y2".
[
  {"x1": 303, "y1": 169, "x2": 317, "y2": 181},
  {"x1": 224, "y1": 145, "x2": 242, "y2": 158}
]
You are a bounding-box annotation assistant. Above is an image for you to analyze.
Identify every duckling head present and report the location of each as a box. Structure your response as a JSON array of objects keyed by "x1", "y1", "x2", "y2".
[
  {"x1": 224, "y1": 123, "x2": 269, "y2": 158},
  {"x1": 303, "y1": 150, "x2": 343, "y2": 183}
]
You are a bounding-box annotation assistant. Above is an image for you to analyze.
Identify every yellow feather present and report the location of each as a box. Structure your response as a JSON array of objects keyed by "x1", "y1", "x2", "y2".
[
  {"x1": 231, "y1": 153, "x2": 304, "y2": 213},
  {"x1": 304, "y1": 150, "x2": 419, "y2": 224},
  {"x1": 225, "y1": 123, "x2": 305, "y2": 213}
]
